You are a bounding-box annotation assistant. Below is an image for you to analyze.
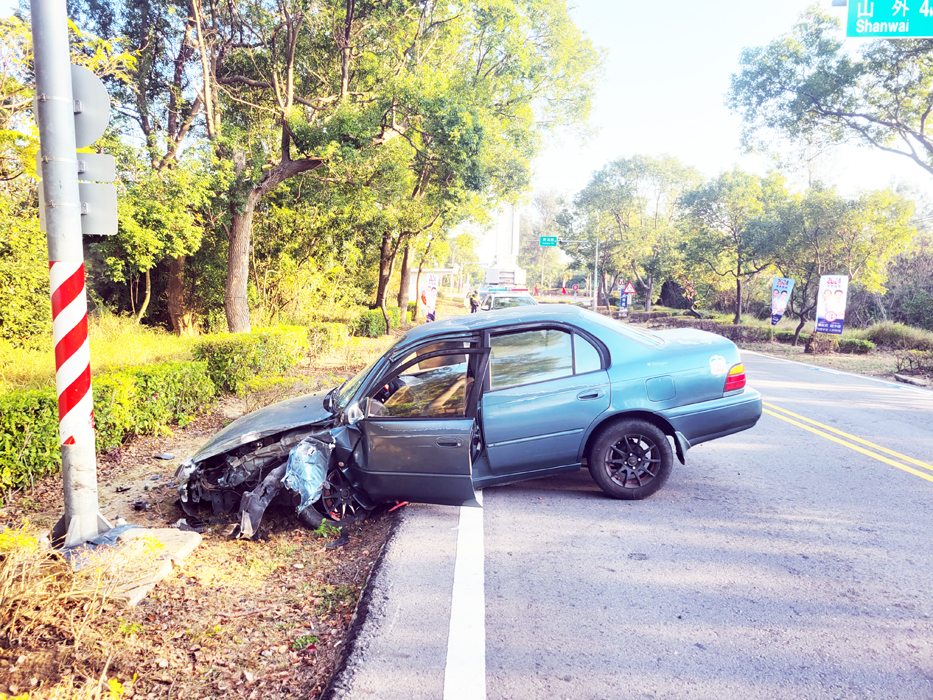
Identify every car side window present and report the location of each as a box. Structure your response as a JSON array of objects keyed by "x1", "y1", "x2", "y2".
[
  {"x1": 368, "y1": 342, "x2": 475, "y2": 419},
  {"x1": 574, "y1": 334, "x2": 602, "y2": 374},
  {"x1": 489, "y1": 329, "x2": 573, "y2": 390},
  {"x1": 481, "y1": 297, "x2": 492, "y2": 310}
]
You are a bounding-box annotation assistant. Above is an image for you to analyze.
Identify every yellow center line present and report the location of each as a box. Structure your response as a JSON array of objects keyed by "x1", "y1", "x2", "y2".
[
  {"x1": 763, "y1": 401, "x2": 933, "y2": 475},
  {"x1": 762, "y1": 409, "x2": 933, "y2": 485}
]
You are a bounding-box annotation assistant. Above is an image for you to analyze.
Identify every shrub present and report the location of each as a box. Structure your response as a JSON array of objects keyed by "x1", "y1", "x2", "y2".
[
  {"x1": 351, "y1": 307, "x2": 408, "y2": 337},
  {"x1": 895, "y1": 350, "x2": 933, "y2": 374},
  {"x1": 774, "y1": 330, "x2": 810, "y2": 345},
  {"x1": 0, "y1": 388, "x2": 60, "y2": 491},
  {"x1": 307, "y1": 322, "x2": 348, "y2": 357},
  {"x1": 194, "y1": 325, "x2": 310, "y2": 393},
  {"x1": 805, "y1": 333, "x2": 839, "y2": 355},
  {"x1": 837, "y1": 338, "x2": 875, "y2": 355},
  {"x1": 854, "y1": 321, "x2": 933, "y2": 351},
  {"x1": 0, "y1": 361, "x2": 215, "y2": 496},
  {"x1": 94, "y1": 362, "x2": 216, "y2": 450}
]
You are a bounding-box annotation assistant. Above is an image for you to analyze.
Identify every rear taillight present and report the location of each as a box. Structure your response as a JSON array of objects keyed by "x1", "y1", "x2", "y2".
[{"x1": 724, "y1": 363, "x2": 746, "y2": 393}]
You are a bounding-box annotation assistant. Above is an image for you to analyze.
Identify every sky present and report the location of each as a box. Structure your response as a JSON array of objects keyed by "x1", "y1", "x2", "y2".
[{"x1": 530, "y1": 0, "x2": 933, "y2": 201}]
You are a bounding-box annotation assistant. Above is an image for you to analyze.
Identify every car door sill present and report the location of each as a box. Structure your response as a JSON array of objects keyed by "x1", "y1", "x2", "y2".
[{"x1": 473, "y1": 463, "x2": 581, "y2": 489}]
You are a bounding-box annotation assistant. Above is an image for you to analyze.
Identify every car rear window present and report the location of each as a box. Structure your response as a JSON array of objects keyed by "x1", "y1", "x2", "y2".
[
  {"x1": 586, "y1": 311, "x2": 665, "y2": 347},
  {"x1": 493, "y1": 296, "x2": 536, "y2": 309}
]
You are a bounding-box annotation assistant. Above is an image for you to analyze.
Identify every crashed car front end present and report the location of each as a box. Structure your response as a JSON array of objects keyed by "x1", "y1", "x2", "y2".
[{"x1": 175, "y1": 389, "x2": 375, "y2": 537}]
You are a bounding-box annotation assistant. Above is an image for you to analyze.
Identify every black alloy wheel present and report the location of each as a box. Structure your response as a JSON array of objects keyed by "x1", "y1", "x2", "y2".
[
  {"x1": 298, "y1": 466, "x2": 371, "y2": 529},
  {"x1": 588, "y1": 419, "x2": 673, "y2": 500}
]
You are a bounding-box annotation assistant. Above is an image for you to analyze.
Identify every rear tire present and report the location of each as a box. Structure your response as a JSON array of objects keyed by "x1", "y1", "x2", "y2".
[{"x1": 588, "y1": 419, "x2": 673, "y2": 500}]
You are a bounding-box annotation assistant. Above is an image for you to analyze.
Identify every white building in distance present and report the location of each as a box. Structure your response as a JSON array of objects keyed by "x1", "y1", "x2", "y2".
[{"x1": 484, "y1": 204, "x2": 527, "y2": 288}]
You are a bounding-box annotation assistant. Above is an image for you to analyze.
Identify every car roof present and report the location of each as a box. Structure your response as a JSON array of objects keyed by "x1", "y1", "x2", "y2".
[{"x1": 401, "y1": 303, "x2": 590, "y2": 344}]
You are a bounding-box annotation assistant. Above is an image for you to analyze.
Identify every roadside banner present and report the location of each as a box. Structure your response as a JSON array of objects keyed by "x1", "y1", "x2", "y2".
[
  {"x1": 422, "y1": 273, "x2": 439, "y2": 320},
  {"x1": 815, "y1": 275, "x2": 849, "y2": 335},
  {"x1": 771, "y1": 277, "x2": 794, "y2": 326}
]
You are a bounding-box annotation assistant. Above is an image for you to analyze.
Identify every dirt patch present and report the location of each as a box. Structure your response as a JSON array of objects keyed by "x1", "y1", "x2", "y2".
[{"x1": 0, "y1": 385, "x2": 398, "y2": 699}]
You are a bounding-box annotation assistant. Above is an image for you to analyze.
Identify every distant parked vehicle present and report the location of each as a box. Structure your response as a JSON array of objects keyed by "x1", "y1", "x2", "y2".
[{"x1": 478, "y1": 292, "x2": 538, "y2": 311}]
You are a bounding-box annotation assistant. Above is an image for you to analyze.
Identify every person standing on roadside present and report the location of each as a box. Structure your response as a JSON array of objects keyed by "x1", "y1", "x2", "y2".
[{"x1": 469, "y1": 290, "x2": 480, "y2": 313}]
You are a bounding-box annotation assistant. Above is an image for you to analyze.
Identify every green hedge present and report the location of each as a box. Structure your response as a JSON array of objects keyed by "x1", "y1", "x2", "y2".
[
  {"x1": 351, "y1": 307, "x2": 408, "y2": 338},
  {"x1": 194, "y1": 325, "x2": 310, "y2": 393},
  {"x1": 307, "y1": 322, "x2": 348, "y2": 357},
  {"x1": 0, "y1": 360, "x2": 215, "y2": 495},
  {"x1": 1, "y1": 325, "x2": 316, "y2": 499},
  {"x1": 774, "y1": 330, "x2": 810, "y2": 345},
  {"x1": 837, "y1": 338, "x2": 875, "y2": 355},
  {"x1": 0, "y1": 388, "x2": 59, "y2": 491},
  {"x1": 93, "y1": 361, "x2": 216, "y2": 451}
]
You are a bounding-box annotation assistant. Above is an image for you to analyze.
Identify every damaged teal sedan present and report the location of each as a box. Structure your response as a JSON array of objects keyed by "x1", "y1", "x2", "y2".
[{"x1": 176, "y1": 305, "x2": 762, "y2": 535}]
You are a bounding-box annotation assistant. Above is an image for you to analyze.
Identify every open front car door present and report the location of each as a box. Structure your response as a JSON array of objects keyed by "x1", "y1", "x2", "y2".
[{"x1": 349, "y1": 339, "x2": 490, "y2": 507}]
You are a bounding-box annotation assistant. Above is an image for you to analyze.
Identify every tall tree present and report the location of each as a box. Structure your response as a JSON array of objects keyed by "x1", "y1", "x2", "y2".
[
  {"x1": 728, "y1": 7, "x2": 933, "y2": 178},
  {"x1": 680, "y1": 168, "x2": 788, "y2": 324},
  {"x1": 772, "y1": 184, "x2": 915, "y2": 343},
  {"x1": 574, "y1": 156, "x2": 701, "y2": 312}
]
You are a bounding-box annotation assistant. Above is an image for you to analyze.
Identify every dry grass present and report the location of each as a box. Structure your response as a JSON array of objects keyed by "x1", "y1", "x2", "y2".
[
  {"x1": 738, "y1": 340, "x2": 901, "y2": 377},
  {"x1": 0, "y1": 521, "x2": 164, "y2": 699},
  {"x1": 0, "y1": 315, "x2": 196, "y2": 393}
]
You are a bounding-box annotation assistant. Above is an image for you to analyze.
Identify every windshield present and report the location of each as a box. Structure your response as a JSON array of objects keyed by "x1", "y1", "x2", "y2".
[
  {"x1": 494, "y1": 296, "x2": 537, "y2": 309},
  {"x1": 334, "y1": 338, "x2": 401, "y2": 410}
]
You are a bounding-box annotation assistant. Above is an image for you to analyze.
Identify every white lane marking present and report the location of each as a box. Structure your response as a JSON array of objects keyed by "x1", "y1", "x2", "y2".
[
  {"x1": 743, "y1": 350, "x2": 931, "y2": 396},
  {"x1": 443, "y1": 506, "x2": 486, "y2": 700}
]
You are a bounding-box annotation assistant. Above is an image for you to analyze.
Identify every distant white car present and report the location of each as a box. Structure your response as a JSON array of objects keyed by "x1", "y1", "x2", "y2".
[{"x1": 479, "y1": 292, "x2": 538, "y2": 311}]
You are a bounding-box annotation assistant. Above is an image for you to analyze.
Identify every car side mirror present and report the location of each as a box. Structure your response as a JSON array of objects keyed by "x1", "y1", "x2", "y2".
[{"x1": 345, "y1": 400, "x2": 365, "y2": 425}]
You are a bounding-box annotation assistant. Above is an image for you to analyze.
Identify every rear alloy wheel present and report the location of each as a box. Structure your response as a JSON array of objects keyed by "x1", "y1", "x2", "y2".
[
  {"x1": 297, "y1": 466, "x2": 371, "y2": 530},
  {"x1": 588, "y1": 419, "x2": 673, "y2": 500}
]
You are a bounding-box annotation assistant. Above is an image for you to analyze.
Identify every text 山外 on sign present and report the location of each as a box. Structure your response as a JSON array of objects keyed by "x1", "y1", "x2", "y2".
[{"x1": 847, "y1": 0, "x2": 933, "y2": 38}]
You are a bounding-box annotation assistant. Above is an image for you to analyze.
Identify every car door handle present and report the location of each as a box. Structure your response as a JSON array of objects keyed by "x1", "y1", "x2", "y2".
[
  {"x1": 576, "y1": 389, "x2": 605, "y2": 401},
  {"x1": 436, "y1": 438, "x2": 463, "y2": 448}
]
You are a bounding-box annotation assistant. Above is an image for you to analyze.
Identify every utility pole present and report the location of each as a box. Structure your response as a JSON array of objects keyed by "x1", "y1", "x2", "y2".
[
  {"x1": 592, "y1": 212, "x2": 600, "y2": 313},
  {"x1": 32, "y1": 0, "x2": 113, "y2": 547}
]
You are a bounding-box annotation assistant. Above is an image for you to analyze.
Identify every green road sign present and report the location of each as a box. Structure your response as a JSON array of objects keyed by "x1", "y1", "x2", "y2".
[
  {"x1": 847, "y1": 0, "x2": 933, "y2": 38},
  {"x1": 540, "y1": 236, "x2": 558, "y2": 247}
]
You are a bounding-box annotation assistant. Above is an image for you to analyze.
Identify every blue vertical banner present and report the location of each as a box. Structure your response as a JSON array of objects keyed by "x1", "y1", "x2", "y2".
[
  {"x1": 771, "y1": 277, "x2": 794, "y2": 326},
  {"x1": 815, "y1": 275, "x2": 849, "y2": 335}
]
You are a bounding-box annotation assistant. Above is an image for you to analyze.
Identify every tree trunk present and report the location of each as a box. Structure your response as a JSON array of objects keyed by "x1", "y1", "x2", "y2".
[
  {"x1": 733, "y1": 277, "x2": 743, "y2": 325},
  {"x1": 225, "y1": 199, "x2": 258, "y2": 333},
  {"x1": 375, "y1": 231, "x2": 399, "y2": 309},
  {"x1": 396, "y1": 241, "x2": 411, "y2": 324},
  {"x1": 135, "y1": 268, "x2": 152, "y2": 323},
  {"x1": 644, "y1": 277, "x2": 654, "y2": 313},
  {"x1": 222, "y1": 159, "x2": 326, "y2": 333},
  {"x1": 167, "y1": 255, "x2": 198, "y2": 335},
  {"x1": 793, "y1": 315, "x2": 807, "y2": 346},
  {"x1": 380, "y1": 299, "x2": 391, "y2": 336}
]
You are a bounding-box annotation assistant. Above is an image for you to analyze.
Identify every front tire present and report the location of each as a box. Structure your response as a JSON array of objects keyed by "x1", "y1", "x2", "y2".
[
  {"x1": 297, "y1": 466, "x2": 371, "y2": 529},
  {"x1": 588, "y1": 419, "x2": 673, "y2": 500}
]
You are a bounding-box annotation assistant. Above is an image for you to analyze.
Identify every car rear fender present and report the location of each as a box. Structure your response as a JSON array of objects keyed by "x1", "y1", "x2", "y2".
[{"x1": 580, "y1": 410, "x2": 687, "y2": 466}]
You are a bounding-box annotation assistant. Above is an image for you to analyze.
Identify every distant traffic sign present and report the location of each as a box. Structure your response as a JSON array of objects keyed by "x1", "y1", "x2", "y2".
[
  {"x1": 539, "y1": 236, "x2": 558, "y2": 247},
  {"x1": 846, "y1": 0, "x2": 933, "y2": 38},
  {"x1": 622, "y1": 282, "x2": 637, "y2": 295}
]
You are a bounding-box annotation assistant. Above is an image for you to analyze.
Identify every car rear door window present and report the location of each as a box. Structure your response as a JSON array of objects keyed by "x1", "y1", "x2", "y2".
[
  {"x1": 489, "y1": 329, "x2": 573, "y2": 390},
  {"x1": 574, "y1": 334, "x2": 602, "y2": 374}
]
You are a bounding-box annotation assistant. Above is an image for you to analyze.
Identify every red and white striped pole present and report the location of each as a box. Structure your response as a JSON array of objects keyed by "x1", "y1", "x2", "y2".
[
  {"x1": 32, "y1": 0, "x2": 109, "y2": 547},
  {"x1": 50, "y1": 261, "x2": 93, "y2": 446}
]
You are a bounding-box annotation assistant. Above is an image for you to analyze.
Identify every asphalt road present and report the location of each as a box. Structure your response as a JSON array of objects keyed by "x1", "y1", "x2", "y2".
[{"x1": 328, "y1": 352, "x2": 933, "y2": 700}]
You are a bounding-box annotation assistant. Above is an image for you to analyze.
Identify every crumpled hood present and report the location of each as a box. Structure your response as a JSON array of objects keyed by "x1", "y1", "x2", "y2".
[{"x1": 190, "y1": 390, "x2": 335, "y2": 464}]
